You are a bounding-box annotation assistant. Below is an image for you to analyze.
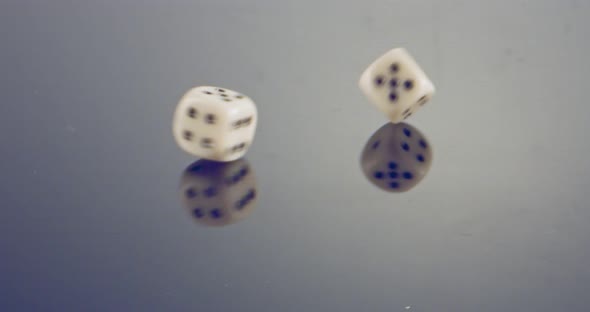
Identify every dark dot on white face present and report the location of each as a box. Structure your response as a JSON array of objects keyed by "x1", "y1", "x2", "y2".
[
  {"x1": 204, "y1": 186, "x2": 217, "y2": 197},
  {"x1": 402, "y1": 108, "x2": 410, "y2": 115},
  {"x1": 389, "y1": 182, "x2": 399, "y2": 189},
  {"x1": 404, "y1": 80, "x2": 414, "y2": 90},
  {"x1": 236, "y1": 95, "x2": 244, "y2": 99},
  {"x1": 223, "y1": 98, "x2": 232, "y2": 102},
  {"x1": 405, "y1": 113, "x2": 412, "y2": 119},
  {"x1": 389, "y1": 171, "x2": 398, "y2": 179},
  {"x1": 389, "y1": 161, "x2": 398, "y2": 169},
  {"x1": 203, "y1": 91, "x2": 213, "y2": 95},
  {"x1": 375, "y1": 76, "x2": 385, "y2": 86},
  {"x1": 401, "y1": 142, "x2": 410, "y2": 151},
  {"x1": 390, "y1": 63, "x2": 400, "y2": 73},
  {"x1": 372, "y1": 141, "x2": 380, "y2": 149},
  {"x1": 418, "y1": 95, "x2": 427, "y2": 105},
  {"x1": 210, "y1": 209, "x2": 222, "y2": 219},
  {"x1": 419, "y1": 139, "x2": 428, "y2": 149},
  {"x1": 389, "y1": 92, "x2": 398, "y2": 102},
  {"x1": 183, "y1": 130, "x2": 193, "y2": 141},
  {"x1": 187, "y1": 107, "x2": 197, "y2": 118},
  {"x1": 389, "y1": 78, "x2": 398, "y2": 88},
  {"x1": 403, "y1": 128, "x2": 411, "y2": 137},
  {"x1": 220, "y1": 94, "x2": 228, "y2": 97},
  {"x1": 403, "y1": 172, "x2": 413, "y2": 180},
  {"x1": 238, "y1": 143, "x2": 246, "y2": 149},
  {"x1": 201, "y1": 138, "x2": 213, "y2": 148},
  {"x1": 193, "y1": 208, "x2": 204, "y2": 218},
  {"x1": 374, "y1": 171, "x2": 384, "y2": 179},
  {"x1": 206, "y1": 114, "x2": 216, "y2": 124},
  {"x1": 185, "y1": 188, "x2": 197, "y2": 198},
  {"x1": 417, "y1": 154, "x2": 425, "y2": 162},
  {"x1": 218, "y1": 89, "x2": 226, "y2": 93}
]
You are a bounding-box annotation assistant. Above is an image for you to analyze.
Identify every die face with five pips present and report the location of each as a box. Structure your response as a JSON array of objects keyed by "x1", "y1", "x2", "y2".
[
  {"x1": 361, "y1": 122, "x2": 432, "y2": 192},
  {"x1": 359, "y1": 48, "x2": 435, "y2": 123}
]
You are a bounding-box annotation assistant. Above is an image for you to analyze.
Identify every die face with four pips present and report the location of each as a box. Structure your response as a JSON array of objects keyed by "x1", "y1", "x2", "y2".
[
  {"x1": 173, "y1": 86, "x2": 257, "y2": 162},
  {"x1": 180, "y1": 158, "x2": 257, "y2": 227}
]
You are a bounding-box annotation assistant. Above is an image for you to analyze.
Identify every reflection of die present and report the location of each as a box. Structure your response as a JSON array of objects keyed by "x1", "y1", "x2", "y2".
[
  {"x1": 359, "y1": 48, "x2": 435, "y2": 123},
  {"x1": 179, "y1": 158, "x2": 257, "y2": 227},
  {"x1": 361, "y1": 122, "x2": 432, "y2": 192},
  {"x1": 172, "y1": 86, "x2": 258, "y2": 162}
]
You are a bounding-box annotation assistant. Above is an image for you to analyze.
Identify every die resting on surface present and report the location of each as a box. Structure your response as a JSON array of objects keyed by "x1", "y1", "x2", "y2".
[
  {"x1": 173, "y1": 86, "x2": 257, "y2": 162},
  {"x1": 359, "y1": 48, "x2": 435, "y2": 123}
]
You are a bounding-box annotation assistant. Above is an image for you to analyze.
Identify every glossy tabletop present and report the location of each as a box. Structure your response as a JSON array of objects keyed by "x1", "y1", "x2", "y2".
[{"x1": 3, "y1": 1, "x2": 590, "y2": 311}]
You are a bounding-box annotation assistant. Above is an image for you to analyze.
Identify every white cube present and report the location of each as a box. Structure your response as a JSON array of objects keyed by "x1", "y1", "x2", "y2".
[
  {"x1": 359, "y1": 48, "x2": 435, "y2": 123},
  {"x1": 172, "y1": 86, "x2": 258, "y2": 161}
]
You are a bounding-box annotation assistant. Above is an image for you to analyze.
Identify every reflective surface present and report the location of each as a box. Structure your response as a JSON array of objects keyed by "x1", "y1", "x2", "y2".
[
  {"x1": 3, "y1": 1, "x2": 590, "y2": 311},
  {"x1": 180, "y1": 158, "x2": 257, "y2": 227},
  {"x1": 361, "y1": 122, "x2": 432, "y2": 192}
]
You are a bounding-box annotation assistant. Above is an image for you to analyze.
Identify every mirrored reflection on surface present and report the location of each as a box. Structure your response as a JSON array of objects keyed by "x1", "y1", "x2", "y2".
[
  {"x1": 360, "y1": 122, "x2": 433, "y2": 193},
  {"x1": 179, "y1": 158, "x2": 257, "y2": 227}
]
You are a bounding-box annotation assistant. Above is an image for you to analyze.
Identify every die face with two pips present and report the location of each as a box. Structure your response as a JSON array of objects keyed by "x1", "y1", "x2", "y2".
[
  {"x1": 173, "y1": 86, "x2": 257, "y2": 162},
  {"x1": 361, "y1": 122, "x2": 432, "y2": 192},
  {"x1": 359, "y1": 48, "x2": 435, "y2": 123},
  {"x1": 180, "y1": 158, "x2": 257, "y2": 227}
]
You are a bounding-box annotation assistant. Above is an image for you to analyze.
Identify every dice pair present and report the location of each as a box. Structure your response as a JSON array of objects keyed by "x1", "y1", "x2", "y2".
[{"x1": 172, "y1": 48, "x2": 434, "y2": 161}]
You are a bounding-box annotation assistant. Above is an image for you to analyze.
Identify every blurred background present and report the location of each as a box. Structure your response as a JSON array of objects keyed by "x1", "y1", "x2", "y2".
[{"x1": 2, "y1": 1, "x2": 590, "y2": 311}]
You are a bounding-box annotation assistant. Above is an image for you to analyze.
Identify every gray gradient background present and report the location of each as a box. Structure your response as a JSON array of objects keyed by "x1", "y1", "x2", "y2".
[{"x1": 2, "y1": 0, "x2": 590, "y2": 311}]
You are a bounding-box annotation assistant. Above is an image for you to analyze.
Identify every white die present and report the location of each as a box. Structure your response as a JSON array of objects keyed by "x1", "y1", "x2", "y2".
[
  {"x1": 359, "y1": 48, "x2": 435, "y2": 123},
  {"x1": 180, "y1": 158, "x2": 258, "y2": 227},
  {"x1": 172, "y1": 86, "x2": 258, "y2": 162}
]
